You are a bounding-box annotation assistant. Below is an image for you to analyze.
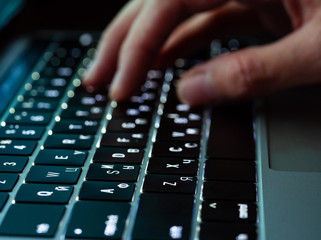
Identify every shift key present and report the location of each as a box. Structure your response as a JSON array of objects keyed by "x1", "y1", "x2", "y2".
[{"x1": 133, "y1": 193, "x2": 194, "y2": 240}]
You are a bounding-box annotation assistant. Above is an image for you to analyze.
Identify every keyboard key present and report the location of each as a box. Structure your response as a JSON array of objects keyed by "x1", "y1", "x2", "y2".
[
  {"x1": 0, "y1": 125, "x2": 44, "y2": 140},
  {"x1": 6, "y1": 111, "x2": 52, "y2": 125},
  {"x1": 44, "y1": 134, "x2": 94, "y2": 149},
  {"x1": 205, "y1": 160, "x2": 256, "y2": 182},
  {"x1": 79, "y1": 181, "x2": 135, "y2": 201},
  {"x1": 15, "y1": 184, "x2": 73, "y2": 204},
  {"x1": 35, "y1": 149, "x2": 87, "y2": 166},
  {"x1": 143, "y1": 174, "x2": 196, "y2": 194},
  {"x1": 0, "y1": 173, "x2": 19, "y2": 191},
  {"x1": 157, "y1": 126, "x2": 201, "y2": 142},
  {"x1": 152, "y1": 142, "x2": 200, "y2": 158},
  {"x1": 0, "y1": 204, "x2": 65, "y2": 237},
  {"x1": 0, "y1": 192, "x2": 8, "y2": 211},
  {"x1": 66, "y1": 201, "x2": 130, "y2": 239},
  {"x1": 133, "y1": 193, "x2": 194, "y2": 240},
  {"x1": 147, "y1": 158, "x2": 198, "y2": 175},
  {"x1": 112, "y1": 104, "x2": 154, "y2": 118},
  {"x1": 0, "y1": 139, "x2": 37, "y2": 155},
  {"x1": 201, "y1": 201, "x2": 257, "y2": 222},
  {"x1": 0, "y1": 156, "x2": 27, "y2": 173},
  {"x1": 15, "y1": 98, "x2": 58, "y2": 111},
  {"x1": 93, "y1": 147, "x2": 144, "y2": 164},
  {"x1": 86, "y1": 163, "x2": 140, "y2": 182},
  {"x1": 24, "y1": 87, "x2": 63, "y2": 99},
  {"x1": 107, "y1": 117, "x2": 150, "y2": 132},
  {"x1": 207, "y1": 105, "x2": 255, "y2": 160},
  {"x1": 33, "y1": 77, "x2": 68, "y2": 88},
  {"x1": 53, "y1": 120, "x2": 99, "y2": 134},
  {"x1": 200, "y1": 222, "x2": 257, "y2": 240},
  {"x1": 68, "y1": 94, "x2": 107, "y2": 107},
  {"x1": 26, "y1": 166, "x2": 81, "y2": 184},
  {"x1": 160, "y1": 112, "x2": 202, "y2": 128},
  {"x1": 60, "y1": 106, "x2": 105, "y2": 120},
  {"x1": 100, "y1": 133, "x2": 147, "y2": 148},
  {"x1": 203, "y1": 181, "x2": 256, "y2": 201}
]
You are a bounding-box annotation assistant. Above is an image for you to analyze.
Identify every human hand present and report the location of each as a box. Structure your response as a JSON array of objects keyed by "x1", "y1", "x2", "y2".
[{"x1": 83, "y1": 0, "x2": 321, "y2": 106}]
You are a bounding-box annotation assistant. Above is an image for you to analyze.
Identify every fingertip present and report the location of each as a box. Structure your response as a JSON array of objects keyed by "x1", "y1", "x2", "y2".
[{"x1": 177, "y1": 71, "x2": 216, "y2": 106}]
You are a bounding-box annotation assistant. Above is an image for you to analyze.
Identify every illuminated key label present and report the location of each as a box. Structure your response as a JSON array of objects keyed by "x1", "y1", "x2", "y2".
[
  {"x1": 104, "y1": 215, "x2": 118, "y2": 236},
  {"x1": 169, "y1": 226, "x2": 183, "y2": 239}
]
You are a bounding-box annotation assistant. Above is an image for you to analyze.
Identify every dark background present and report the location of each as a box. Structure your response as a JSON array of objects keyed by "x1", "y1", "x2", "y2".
[{"x1": 3, "y1": 0, "x2": 129, "y2": 34}]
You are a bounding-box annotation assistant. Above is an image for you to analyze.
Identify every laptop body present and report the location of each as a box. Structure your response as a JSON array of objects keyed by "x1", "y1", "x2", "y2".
[{"x1": 0, "y1": 1, "x2": 320, "y2": 239}]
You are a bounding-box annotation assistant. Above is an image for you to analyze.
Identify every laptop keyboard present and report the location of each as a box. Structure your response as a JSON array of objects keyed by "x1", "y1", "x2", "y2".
[{"x1": 0, "y1": 34, "x2": 257, "y2": 240}]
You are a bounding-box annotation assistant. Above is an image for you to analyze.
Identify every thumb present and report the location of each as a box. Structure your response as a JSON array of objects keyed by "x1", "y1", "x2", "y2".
[{"x1": 177, "y1": 20, "x2": 321, "y2": 106}]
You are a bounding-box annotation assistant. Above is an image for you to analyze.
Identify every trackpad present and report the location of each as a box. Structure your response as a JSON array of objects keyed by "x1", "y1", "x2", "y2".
[{"x1": 267, "y1": 85, "x2": 321, "y2": 172}]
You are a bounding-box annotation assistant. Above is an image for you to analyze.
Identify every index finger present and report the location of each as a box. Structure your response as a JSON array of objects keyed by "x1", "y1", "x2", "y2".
[{"x1": 109, "y1": 0, "x2": 227, "y2": 101}]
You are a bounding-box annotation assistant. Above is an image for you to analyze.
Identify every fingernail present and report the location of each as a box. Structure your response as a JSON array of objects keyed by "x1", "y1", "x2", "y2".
[{"x1": 178, "y1": 72, "x2": 215, "y2": 106}]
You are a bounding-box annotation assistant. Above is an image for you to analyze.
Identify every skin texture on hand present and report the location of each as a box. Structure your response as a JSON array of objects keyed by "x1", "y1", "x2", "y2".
[{"x1": 83, "y1": 0, "x2": 321, "y2": 106}]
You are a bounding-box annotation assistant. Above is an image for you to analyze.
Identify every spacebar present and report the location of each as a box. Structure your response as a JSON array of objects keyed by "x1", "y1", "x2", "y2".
[{"x1": 132, "y1": 193, "x2": 194, "y2": 240}]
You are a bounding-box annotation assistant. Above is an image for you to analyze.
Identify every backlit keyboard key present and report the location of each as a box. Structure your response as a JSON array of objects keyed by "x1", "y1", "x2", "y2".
[
  {"x1": 15, "y1": 184, "x2": 73, "y2": 204},
  {"x1": 26, "y1": 166, "x2": 81, "y2": 184},
  {"x1": 66, "y1": 201, "x2": 130, "y2": 239},
  {"x1": 0, "y1": 139, "x2": 37, "y2": 155},
  {"x1": 86, "y1": 163, "x2": 140, "y2": 182},
  {"x1": 143, "y1": 174, "x2": 196, "y2": 194},
  {"x1": 44, "y1": 134, "x2": 94, "y2": 149},
  {"x1": 0, "y1": 204, "x2": 65, "y2": 237}
]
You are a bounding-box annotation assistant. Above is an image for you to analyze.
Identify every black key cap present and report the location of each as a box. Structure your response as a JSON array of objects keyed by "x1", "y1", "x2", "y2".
[
  {"x1": 133, "y1": 193, "x2": 194, "y2": 240},
  {"x1": 0, "y1": 192, "x2": 8, "y2": 211},
  {"x1": 163, "y1": 103, "x2": 202, "y2": 115},
  {"x1": 203, "y1": 181, "x2": 256, "y2": 201},
  {"x1": 157, "y1": 126, "x2": 201, "y2": 142},
  {"x1": 0, "y1": 156, "x2": 28, "y2": 173},
  {"x1": 107, "y1": 117, "x2": 150, "y2": 132},
  {"x1": 16, "y1": 98, "x2": 58, "y2": 111},
  {"x1": 35, "y1": 149, "x2": 87, "y2": 166},
  {"x1": 93, "y1": 147, "x2": 144, "y2": 164},
  {"x1": 15, "y1": 184, "x2": 73, "y2": 204},
  {"x1": 207, "y1": 104, "x2": 255, "y2": 159},
  {"x1": 79, "y1": 181, "x2": 135, "y2": 201},
  {"x1": 6, "y1": 111, "x2": 52, "y2": 125},
  {"x1": 68, "y1": 94, "x2": 107, "y2": 107},
  {"x1": 0, "y1": 125, "x2": 44, "y2": 140},
  {"x1": 66, "y1": 201, "x2": 130, "y2": 239},
  {"x1": 152, "y1": 142, "x2": 200, "y2": 158},
  {"x1": 161, "y1": 112, "x2": 202, "y2": 128},
  {"x1": 201, "y1": 201, "x2": 257, "y2": 222},
  {"x1": 44, "y1": 134, "x2": 94, "y2": 149},
  {"x1": 25, "y1": 87, "x2": 63, "y2": 99},
  {"x1": 86, "y1": 163, "x2": 140, "y2": 182},
  {"x1": 200, "y1": 222, "x2": 257, "y2": 240},
  {"x1": 143, "y1": 174, "x2": 196, "y2": 194},
  {"x1": 147, "y1": 158, "x2": 198, "y2": 175},
  {"x1": 112, "y1": 104, "x2": 154, "y2": 118},
  {"x1": 60, "y1": 106, "x2": 105, "y2": 120},
  {"x1": 0, "y1": 173, "x2": 18, "y2": 191},
  {"x1": 0, "y1": 139, "x2": 37, "y2": 155},
  {"x1": 100, "y1": 133, "x2": 147, "y2": 148},
  {"x1": 53, "y1": 120, "x2": 99, "y2": 134},
  {"x1": 0, "y1": 204, "x2": 65, "y2": 237},
  {"x1": 33, "y1": 77, "x2": 68, "y2": 88},
  {"x1": 205, "y1": 160, "x2": 256, "y2": 182},
  {"x1": 26, "y1": 166, "x2": 81, "y2": 184}
]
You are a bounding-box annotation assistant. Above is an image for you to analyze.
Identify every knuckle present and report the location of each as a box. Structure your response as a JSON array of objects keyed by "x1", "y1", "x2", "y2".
[{"x1": 230, "y1": 50, "x2": 267, "y2": 98}]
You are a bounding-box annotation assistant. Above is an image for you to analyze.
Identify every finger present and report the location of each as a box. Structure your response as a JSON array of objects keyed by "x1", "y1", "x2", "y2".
[
  {"x1": 156, "y1": 2, "x2": 266, "y2": 68},
  {"x1": 177, "y1": 18, "x2": 321, "y2": 106},
  {"x1": 109, "y1": 0, "x2": 227, "y2": 101},
  {"x1": 82, "y1": 0, "x2": 144, "y2": 89}
]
